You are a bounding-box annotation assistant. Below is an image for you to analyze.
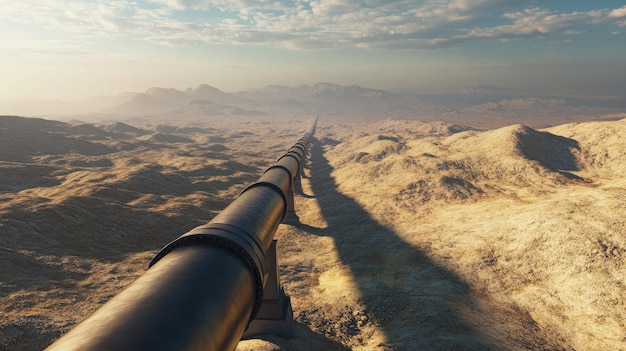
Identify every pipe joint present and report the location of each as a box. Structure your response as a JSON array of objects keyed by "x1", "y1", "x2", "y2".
[
  {"x1": 277, "y1": 152, "x2": 299, "y2": 164},
  {"x1": 149, "y1": 223, "x2": 269, "y2": 325},
  {"x1": 239, "y1": 181, "x2": 288, "y2": 220}
]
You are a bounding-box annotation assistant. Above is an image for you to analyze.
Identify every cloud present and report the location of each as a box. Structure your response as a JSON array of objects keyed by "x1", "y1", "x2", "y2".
[
  {"x1": 608, "y1": 5, "x2": 626, "y2": 18},
  {"x1": 458, "y1": 7, "x2": 606, "y2": 41},
  {"x1": 1, "y1": 1, "x2": 625, "y2": 50},
  {"x1": 0, "y1": 1, "x2": 152, "y2": 37},
  {"x1": 148, "y1": 0, "x2": 214, "y2": 11},
  {"x1": 447, "y1": 0, "x2": 489, "y2": 12}
]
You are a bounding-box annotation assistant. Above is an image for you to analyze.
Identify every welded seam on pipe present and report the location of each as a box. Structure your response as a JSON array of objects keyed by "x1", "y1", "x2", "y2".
[
  {"x1": 239, "y1": 181, "x2": 288, "y2": 220},
  {"x1": 45, "y1": 117, "x2": 318, "y2": 351},
  {"x1": 278, "y1": 153, "x2": 301, "y2": 166},
  {"x1": 262, "y1": 165, "x2": 293, "y2": 191},
  {"x1": 286, "y1": 149, "x2": 304, "y2": 159},
  {"x1": 148, "y1": 224, "x2": 267, "y2": 325}
]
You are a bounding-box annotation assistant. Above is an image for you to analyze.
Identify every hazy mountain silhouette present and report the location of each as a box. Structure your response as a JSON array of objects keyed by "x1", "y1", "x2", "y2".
[{"x1": 2, "y1": 83, "x2": 624, "y2": 128}]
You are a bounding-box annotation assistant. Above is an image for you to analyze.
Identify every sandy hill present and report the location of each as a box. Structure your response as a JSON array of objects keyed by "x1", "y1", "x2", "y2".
[
  {"x1": 104, "y1": 121, "x2": 150, "y2": 135},
  {"x1": 1, "y1": 115, "x2": 625, "y2": 350},
  {"x1": 0, "y1": 116, "x2": 114, "y2": 163}
]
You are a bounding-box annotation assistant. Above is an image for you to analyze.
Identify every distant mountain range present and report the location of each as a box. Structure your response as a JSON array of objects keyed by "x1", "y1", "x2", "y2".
[{"x1": 1, "y1": 83, "x2": 624, "y2": 129}]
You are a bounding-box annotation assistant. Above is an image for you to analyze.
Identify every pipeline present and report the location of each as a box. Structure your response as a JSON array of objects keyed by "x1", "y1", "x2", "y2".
[{"x1": 46, "y1": 116, "x2": 317, "y2": 351}]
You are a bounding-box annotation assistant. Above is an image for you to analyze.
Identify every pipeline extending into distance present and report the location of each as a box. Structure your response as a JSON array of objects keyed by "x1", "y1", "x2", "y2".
[{"x1": 46, "y1": 116, "x2": 318, "y2": 351}]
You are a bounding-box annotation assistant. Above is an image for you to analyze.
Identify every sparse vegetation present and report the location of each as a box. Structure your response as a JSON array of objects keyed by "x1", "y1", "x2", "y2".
[{"x1": 1, "y1": 115, "x2": 625, "y2": 350}]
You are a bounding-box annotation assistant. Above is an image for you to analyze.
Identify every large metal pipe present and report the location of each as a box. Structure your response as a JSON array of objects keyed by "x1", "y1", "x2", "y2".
[{"x1": 46, "y1": 117, "x2": 317, "y2": 351}]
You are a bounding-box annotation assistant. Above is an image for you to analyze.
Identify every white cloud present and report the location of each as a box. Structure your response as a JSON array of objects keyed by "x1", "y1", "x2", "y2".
[
  {"x1": 448, "y1": 0, "x2": 489, "y2": 12},
  {"x1": 439, "y1": 7, "x2": 620, "y2": 46},
  {"x1": 608, "y1": 6, "x2": 626, "y2": 18},
  {"x1": 0, "y1": 0, "x2": 624, "y2": 50},
  {"x1": 148, "y1": 0, "x2": 212, "y2": 10}
]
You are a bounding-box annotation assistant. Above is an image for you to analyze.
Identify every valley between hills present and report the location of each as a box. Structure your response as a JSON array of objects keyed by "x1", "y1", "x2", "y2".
[{"x1": 1, "y1": 114, "x2": 625, "y2": 350}]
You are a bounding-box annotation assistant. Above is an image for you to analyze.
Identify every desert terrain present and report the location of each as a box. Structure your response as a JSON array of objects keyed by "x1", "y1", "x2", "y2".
[{"x1": 1, "y1": 112, "x2": 625, "y2": 350}]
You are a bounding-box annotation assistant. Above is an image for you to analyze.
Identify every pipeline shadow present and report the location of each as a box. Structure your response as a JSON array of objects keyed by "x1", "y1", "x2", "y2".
[
  {"x1": 301, "y1": 137, "x2": 574, "y2": 350},
  {"x1": 304, "y1": 137, "x2": 497, "y2": 350},
  {"x1": 239, "y1": 321, "x2": 350, "y2": 350}
]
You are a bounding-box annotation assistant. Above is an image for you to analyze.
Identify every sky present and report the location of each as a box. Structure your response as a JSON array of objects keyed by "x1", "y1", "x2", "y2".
[{"x1": 0, "y1": 0, "x2": 625, "y2": 100}]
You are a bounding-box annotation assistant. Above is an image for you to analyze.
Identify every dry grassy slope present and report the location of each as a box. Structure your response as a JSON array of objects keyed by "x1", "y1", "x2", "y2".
[
  {"x1": 276, "y1": 118, "x2": 624, "y2": 350},
  {"x1": 0, "y1": 115, "x2": 304, "y2": 350},
  {"x1": 1, "y1": 115, "x2": 625, "y2": 350}
]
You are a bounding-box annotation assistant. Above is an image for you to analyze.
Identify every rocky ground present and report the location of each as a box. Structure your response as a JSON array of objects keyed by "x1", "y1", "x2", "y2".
[{"x1": 1, "y1": 115, "x2": 625, "y2": 350}]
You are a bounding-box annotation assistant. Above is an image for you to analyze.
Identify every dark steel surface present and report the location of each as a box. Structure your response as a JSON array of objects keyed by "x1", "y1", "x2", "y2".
[
  {"x1": 46, "y1": 117, "x2": 317, "y2": 351},
  {"x1": 47, "y1": 246, "x2": 255, "y2": 351}
]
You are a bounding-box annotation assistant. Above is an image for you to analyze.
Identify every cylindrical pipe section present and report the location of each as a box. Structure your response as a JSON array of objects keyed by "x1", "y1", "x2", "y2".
[
  {"x1": 291, "y1": 143, "x2": 305, "y2": 153},
  {"x1": 211, "y1": 186, "x2": 286, "y2": 251},
  {"x1": 47, "y1": 245, "x2": 256, "y2": 351},
  {"x1": 276, "y1": 155, "x2": 299, "y2": 179},
  {"x1": 47, "y1": 116, "x2": 319, "y2": 351},
  {"x1": 287, "y1": 147, "x2": 304, "y2": 159}
]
